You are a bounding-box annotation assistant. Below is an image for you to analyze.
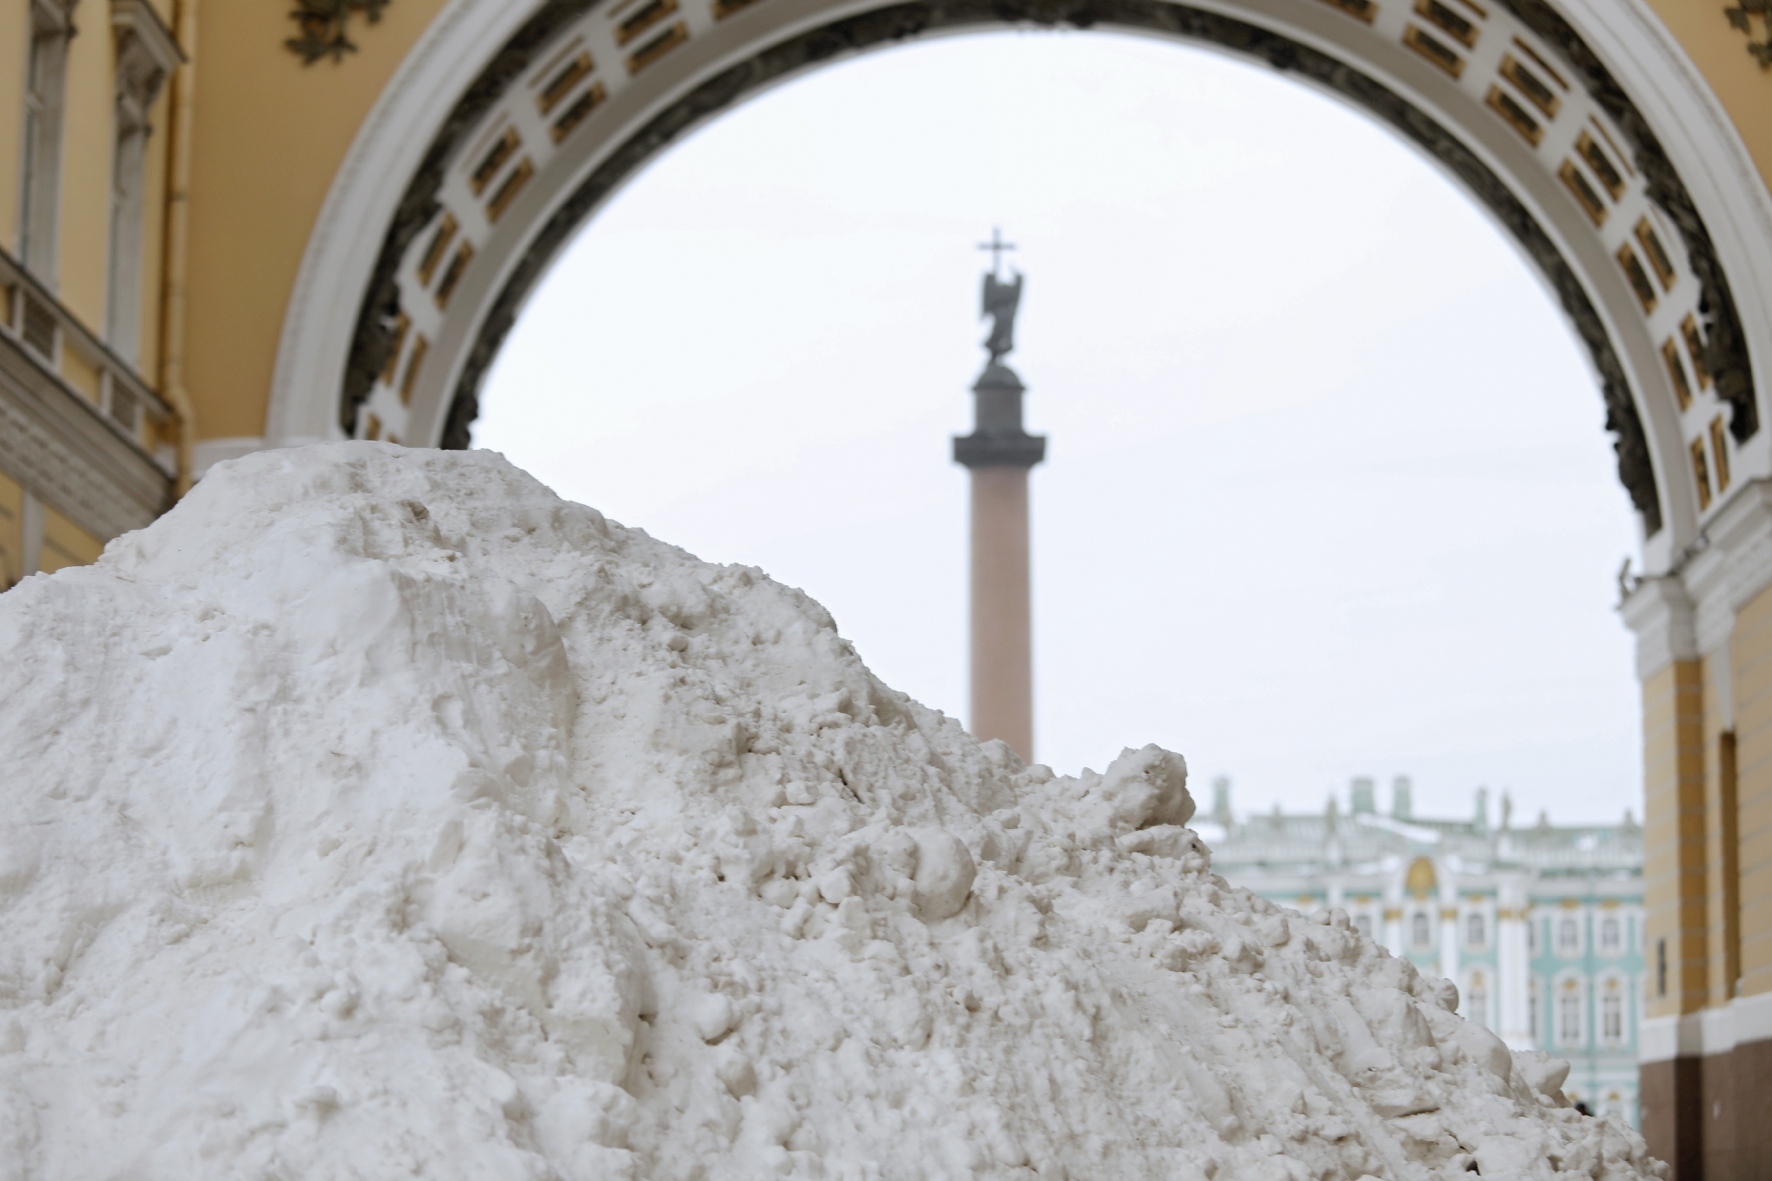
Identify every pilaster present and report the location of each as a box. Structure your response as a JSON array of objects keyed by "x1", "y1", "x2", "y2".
[
  {"x1": 1498, "y1": 877, "x2": 1532, "y2": 1048},
  {"x1": 1708, "y1": 483, "x2": 1772, "y2": 1002},
  {"x1": 1625, "y1": 577, "x2": 1707, "y2": 1021}
]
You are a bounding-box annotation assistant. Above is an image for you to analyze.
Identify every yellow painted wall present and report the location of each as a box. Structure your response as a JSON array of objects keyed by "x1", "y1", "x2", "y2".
[
  {"x1": 1644, "y1": 658, "x2": 1709, "y2": 1017},
  {"x1": 38, "y1": 502, "x2": 100, "y2": 572},
  {"x1": 0, "y1": 469, "x2": 19, "y2": 588},
  {"x1": 181, "y1": 0, "x2": 447, "y2": 441},
  {"x1": 61, "y1": 345, "x2": 100, "y2": 402},
  {"x1": 1733, "y1": 581, "x2": 1772, "y2": 997},
  {"x1": 56, "y1": 2, "x2": 113, "y2": 321},
  {"x1": 1645, "y1": 3, "x2": 1772, "y2": 208},
  {"x1": 0, "y1": 0, "x2": 25, "y2": 255}
]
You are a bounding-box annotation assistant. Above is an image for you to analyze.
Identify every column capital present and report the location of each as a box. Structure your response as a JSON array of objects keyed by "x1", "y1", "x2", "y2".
[
  {"x1": 953, "y1": 434, "x2": 1045, "y2": 469},
  {"x1": 1651, "y1": 479, "x2": 1772, "y2": 658},
  {"x1": 1712, "y1": 479, "x2": 1772, "y2": 615},
  {"x1": 1620, "y1": 575, "x2": 1698, "y2": 679},
  {"x1": 954, "y1": 362, "x2": 1044, "y2": 469}
]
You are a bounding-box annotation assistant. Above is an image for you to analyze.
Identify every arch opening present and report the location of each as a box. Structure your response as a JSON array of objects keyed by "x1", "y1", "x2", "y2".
[
  {"x1": 301, "y1": 0, "x2": 1765, "y2": 566},
  {"x1": 467, "y1": 28, "x2": 1646, "y2": 805}
]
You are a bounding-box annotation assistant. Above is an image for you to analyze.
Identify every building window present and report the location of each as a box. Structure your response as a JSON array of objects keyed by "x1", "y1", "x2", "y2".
[
  {"x1": 1412, "y1": 911, "x2": 1431, "y2": 947},
  {"x1": 1558, "y1": 915, "x2": 1580, "y2": 955},
  {"x1": 1467, "y1": 972, "x2": 1488, "y2": 1028},
  {"x1": 1527, "y1": 918, "x2": 1536, "y2": 953},
  {"x1": 105, "y1": 1, "x2": 180, "y2": 364},
  {"x1": 1558, "y1": 982, "x2": 1582, "y2": 1046},
  {"x1": 1600, "y1": 916, "x2": 1621, "y2": 954},
  {"x1": 1601, "y1": 984, "x2": 1623, "y2": 1044},
  {"x1": 1528, "y1": 980, "x2": 1540, "y2": 1041},
  {"x1": 1466, "y1": 911, "x2": 1486, "y2": 948},
  {"x1": 1354, "y1": 912, "x2": 1372, "y2": 939},
  {"x1": 19, "y1": 0, "x2": 77, "y2": 278}
]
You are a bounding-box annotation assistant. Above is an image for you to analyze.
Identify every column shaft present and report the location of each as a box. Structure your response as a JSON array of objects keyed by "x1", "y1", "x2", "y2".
[{"x1": 969, "y1": 465, "x2": 1033, "y2": 762}]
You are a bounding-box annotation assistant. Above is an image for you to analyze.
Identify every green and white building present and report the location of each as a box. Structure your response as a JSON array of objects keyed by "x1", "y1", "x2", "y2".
[{"x1": 1196, "y1": 776, "x2": 1645, "y2": 1126}]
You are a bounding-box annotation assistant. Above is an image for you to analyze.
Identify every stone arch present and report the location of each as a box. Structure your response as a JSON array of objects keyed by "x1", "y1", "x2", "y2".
[{"x1": 268, "y1": 0, "x2": 1772, "y2": 570}]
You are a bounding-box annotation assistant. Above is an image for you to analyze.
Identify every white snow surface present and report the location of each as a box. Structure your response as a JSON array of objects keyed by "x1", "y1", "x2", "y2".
[{"x1": 0, "y1": 444, "x2": 1662, "y2": 1180}]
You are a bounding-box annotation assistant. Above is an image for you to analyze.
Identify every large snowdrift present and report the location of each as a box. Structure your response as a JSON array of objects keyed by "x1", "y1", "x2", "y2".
[{"x1": 0, "y1": 444, "x2": 1659, "y2": 1179}]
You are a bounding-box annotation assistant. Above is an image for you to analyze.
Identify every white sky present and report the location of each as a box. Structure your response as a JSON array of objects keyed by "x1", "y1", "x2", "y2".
[{"x1": 474, "y1": 30, "x2": 1643, "y2": 826}]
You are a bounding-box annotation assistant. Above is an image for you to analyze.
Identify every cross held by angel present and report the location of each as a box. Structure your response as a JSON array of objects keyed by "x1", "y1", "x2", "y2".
[{"x1": 978, "y1": 228, "x2": 1022, "y2": 365}]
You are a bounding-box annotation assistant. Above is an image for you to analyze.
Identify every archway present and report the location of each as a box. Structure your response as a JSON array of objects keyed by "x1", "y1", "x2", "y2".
[
  {"x1": 266, "y1": 0, "x2": 1772, "y2": 581},
  {"x1": 467, "y1": 26, "x2": 1645, "y2": 815},
  {"x1": 196, "y1": 1, "x2": 1772, "y2": 1169},
  {"x1": 256, "y1": 9, "x2": 1772, "y2": 1166}
]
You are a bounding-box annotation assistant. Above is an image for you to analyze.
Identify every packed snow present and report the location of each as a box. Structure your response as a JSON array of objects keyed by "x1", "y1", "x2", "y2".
[{"x1": 0, "y1": 444, "x2": 1661, "y2": 1179}]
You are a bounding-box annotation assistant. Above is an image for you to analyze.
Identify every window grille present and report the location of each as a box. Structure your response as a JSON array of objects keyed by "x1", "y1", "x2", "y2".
[
  {"x1": 1559, "y1": 987, "x2": 1582, "y2": 1044},
  {"x1": 1601, "y1": 988, "x2": 1623, "y2": 1043}
]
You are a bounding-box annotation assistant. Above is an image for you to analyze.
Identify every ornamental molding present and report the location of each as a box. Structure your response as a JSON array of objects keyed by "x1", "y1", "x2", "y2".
[
  {"x1": 111, "y1": 0, "x2": 182, "y2": 132},
  {"x1": 29, "y1": 0, "x2": 77, "y2": 37},
  {"x1": 1725, "y1": 2, "x2": 1772, "y2": 68},
  {"x1": 1619, "y1": 574, "x2": 1699, "y2": 679},
  {"x1": 285, "y1": 0, "x2": 392, "y2": 65}
]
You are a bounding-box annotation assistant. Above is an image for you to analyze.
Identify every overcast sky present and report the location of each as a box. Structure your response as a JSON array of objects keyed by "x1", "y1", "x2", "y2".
[{"x1": 474, "y1": 30, "x2": 1643, "y2": 826}]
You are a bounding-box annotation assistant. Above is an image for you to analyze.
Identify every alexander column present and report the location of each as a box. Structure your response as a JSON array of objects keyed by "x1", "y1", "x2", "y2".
[{"x1": 953, "y1": 230, "x2": 1045, "y2": 762}]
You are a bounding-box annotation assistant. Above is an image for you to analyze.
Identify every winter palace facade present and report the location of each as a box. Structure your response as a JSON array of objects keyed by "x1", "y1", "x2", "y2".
[{"x1": 1197, "y1": 776, "x2": 1645, "y2": 1126}]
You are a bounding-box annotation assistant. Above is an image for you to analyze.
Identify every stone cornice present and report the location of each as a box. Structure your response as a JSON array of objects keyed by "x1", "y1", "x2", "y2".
[
  {"x1": 1674, "y1": 479, "x2": 1772, "y2": 655},
  {"x1": 0, "y1": 332, "x2": 172, "y2": 540},
  {"x1": 1620, "y1": 574, "x2": 1699, "y2": 679}
]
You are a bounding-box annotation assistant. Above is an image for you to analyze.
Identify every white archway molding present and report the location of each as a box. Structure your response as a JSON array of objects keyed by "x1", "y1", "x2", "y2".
[
  {"x1": 266, "y1": 0, "x2": 1772, "y2": 572},
  {"x1": 264, "y1": 0, "x2": 543, "y2": 448},
  {"x1": 1564, "y1": 0, "x2": 1772, "y2": 375}
]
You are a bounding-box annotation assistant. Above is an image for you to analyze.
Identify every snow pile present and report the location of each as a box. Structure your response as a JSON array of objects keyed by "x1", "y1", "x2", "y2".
[{"x1": 0, "y1": 444, "x2": 1661, "y2": 1180}]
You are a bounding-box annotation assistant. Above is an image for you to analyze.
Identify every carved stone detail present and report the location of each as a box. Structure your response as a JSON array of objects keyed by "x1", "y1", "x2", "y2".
[
  {"x1": 112, "y1": 0, "x2": 181, "y2": 133},
  {"x1": 285, "y1": 0, "x2": 392, "y2": 65},
  {"x1": 1725, "y1": 2, "x2": 1772, "y2": 68},
  {"x1": 1499, "y1": 0, "x2": 1758, "y2": 451}
]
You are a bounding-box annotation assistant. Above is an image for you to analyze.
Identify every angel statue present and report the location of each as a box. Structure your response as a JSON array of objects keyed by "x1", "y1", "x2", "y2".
[{"x1": 981, "y1": 269, "x2": 1023, "y2": 365}]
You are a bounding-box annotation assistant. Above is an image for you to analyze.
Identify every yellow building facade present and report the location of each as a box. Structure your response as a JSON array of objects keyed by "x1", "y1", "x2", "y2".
[{"x1": 5, "y1": 0, "x2": 1772, "y2": 1173}]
